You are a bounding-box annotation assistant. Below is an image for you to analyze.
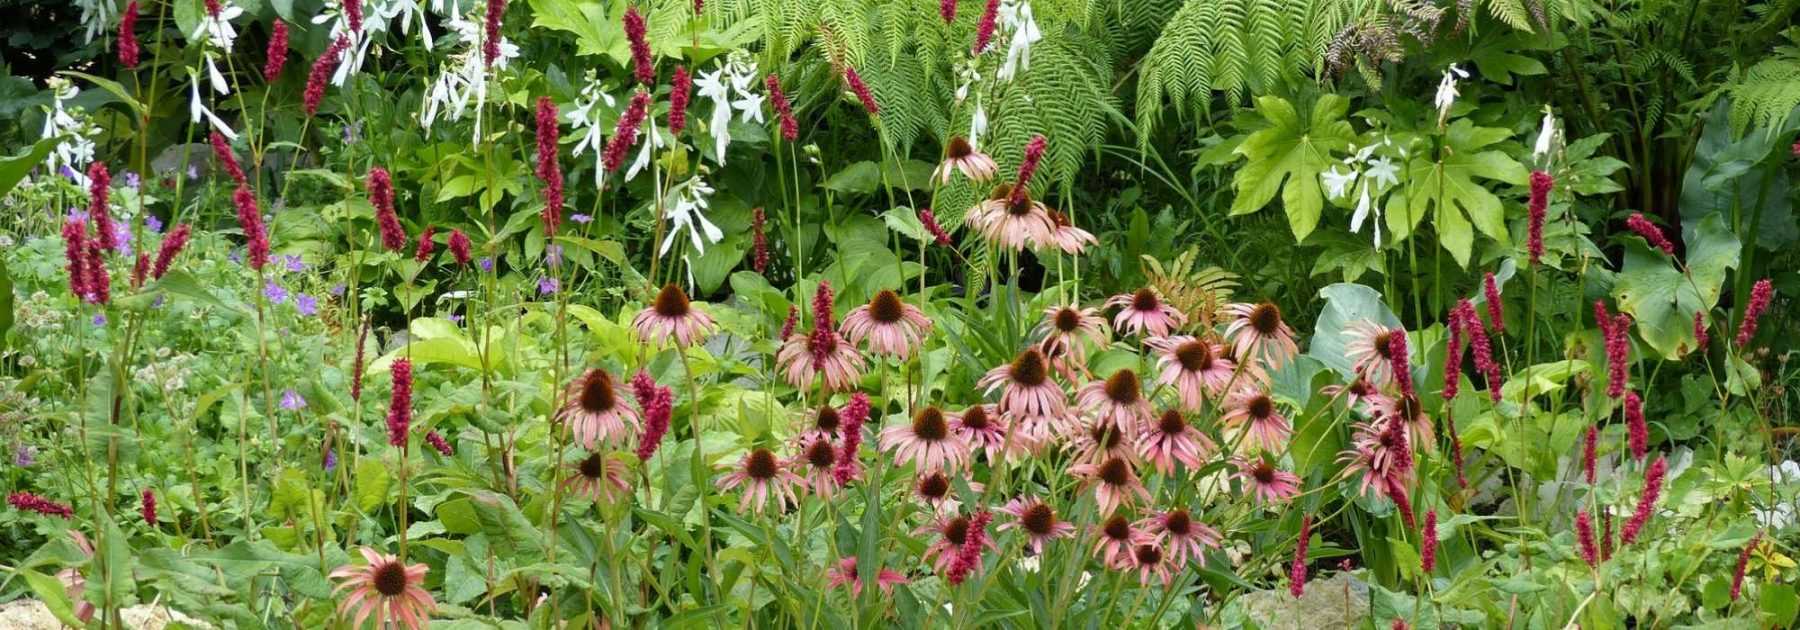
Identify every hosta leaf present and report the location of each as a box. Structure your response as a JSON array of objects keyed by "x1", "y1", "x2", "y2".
[
  {"x1": 1613, "y1": 213, "x2": 1739, "y2": 359},
  {"x1": 1229, "y1": 95, "x2": 1356, "y2": 242},
  {"x1": 1306, "y1": 283, "x2": 1401, "y2": 380}
]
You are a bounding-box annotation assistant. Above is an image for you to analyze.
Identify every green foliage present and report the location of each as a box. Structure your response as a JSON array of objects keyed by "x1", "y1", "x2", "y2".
[
  {"x1": 1226, "y1": 94, "x2": 1356, "y2": 242},
  {"x1": 1135, "y1": 0, "x2": 1344, "y2": 142},
  {"x1": 1390, "y1": 119, "x2": 1528, "y2": 267}
]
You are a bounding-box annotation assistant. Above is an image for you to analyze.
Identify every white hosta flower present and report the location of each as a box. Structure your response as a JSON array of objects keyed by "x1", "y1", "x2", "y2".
[
  {"x1": 381, "y1": 0, "x2": 435, "y2": 50},
  {"x1": 1364, "y1": 155, "x2": 1400, "y2": 188},
  {"x1": 567, "y1": 73, "x2": 619, "y2": 185},
  {"x1": 40, "y1": 78, "x2": 98, "y2": 179},
  {"x1": 969, "y1": 100, "x2": 989, "y2": 151},
  {"x1": 1349, "y1": 183, "x2": 1383, "y2": 247},
  {"x1": 1533, "y1": 107, "x2": 1557, "y2": 159},
  {"x1": 188, "y1": 71, "x2": 238, "y2": 141},
  {"x1": 1433, "y1": 65, "x2": 1469, "y2": 127},
  {"x1": 997, "y1": 0, "x2": 1042, "y2": 82},
  {"x1": 419, "y1": 8, "x2": 517, "y2": 144},
  {"x1": 659, "y1": 176, "x2": 723, "y2": 256},
  {"x1": 75, "y1": 0, "x2": 116, "y2": 43},
  {"x1": 192, "y1": 2, "x2": 245, "y2": 51},
  {"x1": 1321, "y1": 166, "x2": 1357, "y2": 199},
  {"x1": 626, "y1": 115, "x2": 668, "y2": 181},
  {"x1": 695, "y1": 65, "x2": 735, "y2": 163},
  {"x1": 954, "y1": 62, "x2": 980, "y2": 103}
]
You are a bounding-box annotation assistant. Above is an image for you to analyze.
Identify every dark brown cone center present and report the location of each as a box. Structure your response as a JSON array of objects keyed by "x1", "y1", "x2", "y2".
[
  {"x1": 1373, "y1": 331, "x2": 1394, "y2": 359},
  {"x1": 1010, "y1": 350, "x2": 1047, "y2": 387},
  {"x1": 1165, "y1": 510, "x2": 1192, "y2": 536},
  {"x1": 1021, "y1": 503, "x2": 1056, "y2": 535},
  {"x1": 814, "y1": 406, "x2": 841, "y2": 432},
  {"x1": 653, "y1": 284, "x2": 691, "y2": 318},
  {"x1": 579, "y1": 453, "x2": 605, "y2": 479},
  {"x1": 868, "y1": 290, "x2": 905, "y2": 323},
  {"x1": 1092, "y1": 423, "x2": 1123, "y2": 449},
  {"x1": 918, "y1": 473, "x2": 949, "y2": 499},
  {"x1": 579, "y1": 371, "x2": 616, "y2": 413},
  {"x1": 1102, "y1": 515, "x2": 1131, "y2": 540},
  {"x1": 1157, "y1": 410, "x2": 1187, "y2": 435},
  {"x1": 947, "y1": 136, "x2": 974, "y2": 159},
  {"x1": 1175, "y1": 340, "x2": 1214, "y2": 372},
  {"x1": 913, "y1": 407, "x2": 949, "y2": 442},
  {"x1": 1248, "y1": 395, "x2": 1274, "y2": 420},
  {"x1": 1131, "y1": 288, "x2": 1160, "y2": 312},
  {"x1": 372, "y1": 561, "x2": 409, "y2": 597},
  {"x1": 1134, "y1": 544, "x2": 1163, "y2": 565},
  {"x1": 959, "y1": 406, "x2": 991, "y2": 431},
  {"x1": 1251, "y1": 462, "x2": 1276, "y2": 484},
  {"x1": 1250, "y1": 302, "x2": 1282, "y2": 335},
  {"x1": 746, "y1": 449, "x2": 778, "y2": 480},
  {"x1": 806, "y1": 440, "x2": 837, "y2": 468},
  {"x1": 1104, "y1": 370, "x2": 1141, "y2": 404},
  {"x1": 944, "y1": 517, "x2": 970, "y2": 546},
  {"x1": 1098, "y1": 457, "x2": 1130, "y2": 486},
  {"x1": 1053, "y1": 308, "x2": 1082, "y2": 333}
]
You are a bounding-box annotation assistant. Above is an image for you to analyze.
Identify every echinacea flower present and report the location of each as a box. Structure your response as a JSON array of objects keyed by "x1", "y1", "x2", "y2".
[
  {"x1": 1369, "y1": 393, "x2": 1434, "y2": 453},
  {"x1": 1146, "y1": 336, "x2": 1236, "y2": 409},
  {"x1": 633, "y1": 284, "x2": 717, "y2": 346},
  {"x1": 1068, "y1": 418, "x2": 1135, "y2": 465},
  {"x1": 1092, "y1": 514, "x2": 1147, "y2": 568},
  {"x1": 776, "y1": 326, "x2": 866, "y2": 392},
  {"x1": 921, "y1": 513, "x2": 998, "y2": 574},
  {"x1": 564, "y1": 451, "x2": 632, "y2": 503},
  {"x1": 1138, "y1": 409, "x2": 1216, "y2": 474},
  {"x1": 1037, "y1": 305, "x2": 1108, "y2": 361},
  {"x1": 1070, "y1": 455, "x2": 1150, "y2": 516},
  {"x1": 826, "y1": 556, "x2": 908, "y2": 597},
  {"x1": 718, "y1": 448, "x2": 804, "y2": 514},
  {"x1": 952, "y1": 404, "x2": 1026, "y2": 463},
  {"x1": 797, "y1": 403, "x2": 842, "y2": 445},
  {"x1": 842, "y1": 289, "x2": 932, "y2": 359},
  {"x1": 968, "y1": 185, "x2": 1053, "y2": 251},
  {"x1": 999, "y1": 496, "x2": 1076, "y2": 553},
  {"x1": 1220, "y1": 388, "x2": 1291, "y2": 453},
  {"x1": 1139, "y1": 508, "x2": 1220, "y2": 566},
  {"x1": 557, "y1": 369, "x2": 640, "y2": 449},
  {"x1": 329, "y1": 548, "x2": 435, "y2": 630},
  {"x1": 1344, "y1": 321, "x2": 1402, "y2": 387},
  {"x1": 793, "y1": 437, "x2": 844, "y2": 499},
  {"x1": 912, "y1": 471, "x2": 980, "y2": 515},
  {"x1": 1236, "y1": 457, "x2": 1301, "y2": 504},
  {"x1": 1224, "y1": 301, "x2": 1300, "y2": 369},
  {"x1": 1040, "y1": 210, "x2": 1096, "y2": 255},
  {"x1": 1106, "y1": 288, "x2": 1186, "y2": 338},
  {"x1": 945, "y1": 511, "x2": 992, "y2": 584},
  {"x1": 1127, "y1": 543, "x2": 1174, "y2": 585},
  {"x1": 979, "y1": 348, "x2": 1067, "y2": 421},
  {"x1": 880, "y1": 406, "x2": 971, "y2": 472},
  {"x1": 1338, "y1": 417, "x2": 1414, "y2": 498},
  {"x1": 1076, "y1": 369, "x2": 1153, "y2": 428},
  {"x1": 934, "y1": 136, "x2": 997, "y2": 184}
]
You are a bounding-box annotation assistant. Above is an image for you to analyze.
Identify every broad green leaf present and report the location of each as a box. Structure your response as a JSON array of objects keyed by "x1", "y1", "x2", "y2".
[
  {"x1": 21, "y1": 569, "x2": 84, "y2": 627},
  {"x1": 355, "y1": 457, "x2": 391, "y2": 512},
  {"x1": 823, "y1": 161, "x2": 883, "y2": 194},
  {"x1": 1306, "y1": 283, "x2": 1402, "y2": 380},
  {"x1": 1391, "y1": 119, "x2": 1527, "y2": 267},
  {"x1": 1613, "y1": 213, "x2": 1739, "y2": 359},
  {"x1": 59, "y1": 71, "x2": 146, "y2": 116},
  {"x1": 0, "y1": 137, "x2": 59, "y2": 199},
  {"x1": 527, "y1": 0, "x2": 620, "y2": 58},
  {"x1": 1763, "y1": 584, "x2": 1799, "y2": 628},
  {"x1": 1229, "y1": 95, "x2": 1356, "y2": 242}
]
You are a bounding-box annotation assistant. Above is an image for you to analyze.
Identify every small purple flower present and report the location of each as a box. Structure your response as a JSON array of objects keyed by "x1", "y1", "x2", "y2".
[
  {"x1": 284, "y1": 255, "x2": 306, "y2": 273},
  {"x1": 67, "y1": 209, "x2": 89, "y2": 222},
  {"x1": 571, "y1": 213, "x2": 594, "y2": 224},
  {"x1": 144, "y1": 214, "x2": 163, "y2": 234},
  {"x1": 92, "y1": 313, "x2": 107, "y2": 326},
  {"x1": 151, "y1": 295, "x2": 166, "y2": 309},
  {"x1": 343, "y1": 121, "x2": 362, "y2": 144},
  {"x1": 123, "y1": 171, "x2": 141, "y2": 189},
  {"x1": 479, "y1": 257, "x2": 494, "y2": 272},
  {"x1": 111, "y1": 222, "x2": 134, "y2": 258},
  {"x1": 295, "y1": 294, "x2": 318, "y2": 316},
  {"x1": 449, "y1": 314, "x2": 464, "y2": 325},
  {"x1": 330, "y1": 283, "x2": 347, "y2": 297},
  {"x1": 323, "y1": 448, "x2": 337, "y2": 472},
  {"x1": 186, "y1": 164, "x2": 200, "y2": 180},
  {"x1": 281, "y1": 389, "x2": 307, "y2": 410},
  {"x1": 228, "y1": 249, "x2": 242, "y2": 264},
  {"x1": 537, "y1": 276, "x2": 559, "y2": 295},
  {"x1": 59, "y1": 165, "x2": 80, "y2": 181},
  {"x1": 263, "y1": 281, "x2": 289, "y2": 304},
  {"x1": 12, "y1": 444, "x2": 34, "y2": 468}
]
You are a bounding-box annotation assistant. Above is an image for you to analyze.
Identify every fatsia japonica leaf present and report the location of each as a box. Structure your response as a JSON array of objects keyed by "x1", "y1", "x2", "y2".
[
  {"x1": 1613, "y1": 213, "x2": 1740, "y2": 360},
  {"x1": 1229, "y1": 94, "x2": 1356, "y2": 242},
  {"x1": 1389, "y1": 119, "x2": 1528, "y2": 267}
]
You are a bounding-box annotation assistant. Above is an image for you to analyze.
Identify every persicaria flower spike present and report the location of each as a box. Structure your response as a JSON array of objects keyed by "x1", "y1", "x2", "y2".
[
  {"x1": 1456, "y1": 300, "x2": 1500, "y2": 402},
  {"x1": 204, "y1": 0, "x2": 221, "y2": 16},
  {"x1": 844, "y1": 66, "x2": 878, "y2": 116},
  {"x1": 1597, "y1": 300, "x2": 1629, "y2": 399},
  {"x1": 1735, "y1": 278, "x2": 1773, "y2": 348},
  {"x1": 484, "y1": 0, "x2": 507, "y2": 67},
  {"x1": 131, "y1": 253, "x2": 148, "y2": 289},
  {"x1": 152, "y1": 224, "x2": 190, "y2": 279},
  {"x1": 973, "y1": 0, "x2": 1000, "y2": 54},
  {"x1": 368, "y1": 167, "x2": 407, "y2": 251},
  {"x1": 751, "y1": 207, "x2": 769, "y2": 273},
  {"x1": 1575, "y1": 510, "x2": 1598, "y2": 567},
  {"x1": 1420, "y1": 510, "x2": 1438, "y2": 573},
  {"x1": 351, "y1": 319, "x2": 370, "y2": 401},
  {"x1": 1732, "y1": 531, "x2": 1762, "y2": 601},
  {"x1": 625, "y1": 6, "x2": 653, "y2": 85},
  {"x1": 779, "y1": 305, "x2": 799, "y2": 340},
  {"x1": 535, "y1": 96, "x2": 564, "y2": 234},
  {"x1": 387, "y1": 358, "x2": 413, "y2": 447},
  {"x1": 343, "y1": 0, "x2": 363, "y2": 33},
  {"x1": 1692, "y1": 311, "x2": 1709, "y2": 352},
  {"x1": 304, "y1": 37, "x2": 349, "y2": 116},
  {"x1": 941, "y1": 0, "x2": 957, "y2": 23},
  {"x1": 7, "y1": 491, "x2": 73, "y2": 518},
  {"x1": 87, "y1": 162, "x2": 117, "y2": 251},
  {"x1": 426, "y1": 431, "x2": 453, "y2": 456},
  {"x1": 602, "y1": 91, "x2": 651, "y2": 173},
  {"x1": 263, "y1": 21, "x2": 289, "y2": 82},
  {"x1": 118, "y1": 1, "x2": 140, "y2": 68},
  {"x1": 211, "y1": 131, "x2": 245, "y2": 184},
  {"x1": 1447, "y1": 413, "x2": 1468, "y2": 488},
  {"x1": 62, "y1": 219, "x2": 90, "y2": 300},
  {"x1": 1582, "y1": 424, "x2": 1598, "y2": 484},
  {"x1": 946, "y1": 510, "x2": 991, "y2": 585},
  {"x1": 83, "y1": 241, "x2": 109, "y2": 304},
  {"x1": 448, "y1": 229, "x2": 472, "y2": 266},
  {"x1": 1387, "y1": 329, "x2": 1414, "y2": 400},
  {"x1": 1625, "y1": 213, "x2": 1675, "y2": 255},
  {"x1": 766, "y1": 74, "x2": 799, "y2": 141},
  {"x1": 1619, "y1": 455, "x2": 1666, "y2": 545},
  {"x1": 1482, "y1": 272, "x2": 1504, "y2": 334},
  {"x1": 1624, "y1": 390, "x2": 1647, "y2": 461},
  {"x1": 669, "y1": 66, "x2": 692, "y2": 134},
  {"x1": 833, "y1": 392, "x2": 870, "y2": 485},
  {"x1": 632, "y1": 371, "x2": 672, "y2": 461},
  {"x1": 415, "y1": 227, "x2": 436, "y2": 262},
  {"x1": 1527, "y1": 170, "x2": 1552, "y2": 265},
  {"x1": 1290, "y1": 515, "x2": 1311, "y2": 598},
  {"x1": 1442, "y1": 308, "x2": 1465, "y2": 401},
  {"x1": 233, "y1": 185, "x2": 269, "y2": 270},
  {"x1": 140, "y1": 488, "x2": 156, "y2": 525},
  {"x1": 1008, "y1": 135, "x2": 1047, "y2": 207},
  {"x1": 920, "y1": 208, "x2": 953, "y2": 246}
]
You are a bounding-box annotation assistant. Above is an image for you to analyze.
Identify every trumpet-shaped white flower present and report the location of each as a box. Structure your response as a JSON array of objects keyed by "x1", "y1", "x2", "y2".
[
  {"x1": 192, "y1": 2, "x2": 245, "y2": 51},
  {"x1": 1364, "y1": 155, "x2": 1400, "y2": 188},
  {"x1": 627, "y1": 115, "x2": 668, "y2": 181},
  {"x1": 40, "y1": 78, "x2": 98, "y2": 181},
  {"x1": 1433, "y1": 65, "x2": 1469, "y2": 127},
  {"x1": 75, "y1": 0, "x2": 116, "y2": 43},
  {"x1": 1533, "y1": 107, "x2": 1557, "y2": 159},
  {"x1": 1321, "y1": 167, "x2": 1356, "y2": 199},
  {"x1": 954, "y1": 61, "x2": 980, "y2": 104},
  {"x1": 659, "y1": 176, "x2": 724, "y2": 256},
  {"x1": 997, "y1": 0, "x2": 1042, "y2": 82},
  {"x1": 970, "y1": 100, "x2": 989, "y2": 151},
  {"x1": 420, "y1": 8, "x2": 517, "y2": 144},
  {"x1": 188, "y1": 70, "x2": 238, "y2": 141},
  {"x1": 567, "y1": 72, "x2": 619, "y2": 185},
  {"x1": 381, "y1": 0, "x2": 436, "y2": 50},
  {"x1": 695, "y1": 66, "x2": 735, "y2": 163}
]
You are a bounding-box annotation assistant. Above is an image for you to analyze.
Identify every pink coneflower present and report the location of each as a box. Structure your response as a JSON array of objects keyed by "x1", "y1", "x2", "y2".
[
  {"x1": 483, "y1": 0, "x2": 506, "y2": 67},
  {"x1": 304, "y1": 37, "x2": 349, "y2": 116},
  {"x1": 1221, "y1": 387, "x2": 1291, "y2": 453},
  {"x1": 1339, "y1": 416, "x2": 1415, "y2": 497},
  {"x1": 843, "y1": 66, "x2": 878, "y2": 115},
  {"x1": 1068, "y1": 418, "x2": 1134, "y2": 465},
  {"x1": 535, "y1": 96, "x2": 564, "y2": 235},
  {"x1": 1736, "y1": 278, "x2": 1773, "y2": 348},
  {"x1": 968, "y1": 184, "x2": 1054, "y2": 250},
  {"x1": 1127, "y1": 543, "x2": 1174, "y2": 585},
  {"x1": 140, "y1": 488, "x2": 156, "y2": 525},
  {"x1": 1527, "y1": 170, "x2": 1552, "y2": 265},
  {"x1": 1345, "y1": 322, "x2": 1402, "y2": 387},
  {"x1": 1625, "y1": 213, "x2": 1675, "y2": 255},
  {"x1": 564, "y1": 451, "x2": 632, "y2": 502},
  {"x1": 1624, "y1": 390, "x2": 1647, "y2": 461},
  {"x1": 1323, "y1": 378, "x2": 1383, "y2": 415},
  {"x1": 920, "y1": 514, "x2": 994, "y2": 576},
  {"x1": 1290, "y1": 515, "x2": 1311, "y2": 597},
  {"x1": 1692, "y1": 311, "x2": 1709, "y2": 352},
  {"x1": 1008, "y1": 135, "x2": 1048, "y2": 207},
  {"x1": 329, "y1": 548, "x2": 435, "y2": 630},
  {"x1": 211, "y1": 131, "x2": 245, "y2": 184},
  {"x1": 1237, "y1": 457, "x2": 1301, "y2": 504},
  {"x1": 940, "y1": 0, "x2": 957, "y2": 23},
  {"x1": 1372, "y1": 393, "x2": 1435, "y2": 452},
  {"x1": 765, "y1": 74, "x2": 798, "y2": 141},
  {"x1": 880, "y1": 406, "x2": 971, "y2": 472},
  {"x1": 263, "y1": 21, "x2": 289, "y2": 82},
  {"x1": 1483, "y1": 272, "x2": 1504, "y2": 335},
  {"x1": 1619, "y1": 455, "x2": 1666, "y2": 545},
  {"x1": 368, "y1": 167, "x2": 406, "y2": 251},
  {"x1": 793, "y1": 437, "x2": 844, "y2": 499},
  {"x1": 118, "y1": 2, "x2": 140, "y2": 68},
  {"x1": 233, "y1": 185, "x2": 269, "y2": 270},
  {"x1": 1456, "y1": 299, "x2": 1501, "y2": 402},
  {"x1": 843, "y1": 289, "x2": 932, "y2": 358},
  {"x1": 386, "y1": 359, "x2": 413, "y2": 447},
  {"x1": 1093, "y1": 514, "x2": 1147, "y2": 568},
  {"x1": 624, "y1": 7, "x2": 653, "y2": 85},
  {"x1": 1000, "y1": 496, "x2": 1076, "y2": 553},
  {"x1": 1140, "y1": 508, "x2": 1220, "y2": 566},
  {"x1": 797, "y1": 403, "x2": 842, "y2": 445},
  {"x1": 425, "y1": 431, "x2": 453, "y2": 456},
  {"x1": 558, "y1": 369, "x2": 641, "y2": 449},
  {"x1": 1224, "y1": 301, "x2": 1300, "y2": 368},
  {"x1": 414, "y1": 227, "x2": 436, "y2": 262},
  {"x1": 632, "y1": 372, "x2": 671, "y2": 461},
  {"x1": 945, "y1": 510, "x2": 992, "y2": 585},
  {"x1": 1732, "y1": 531, "x2": 1762, "y2": 601},
  {"x1": 827, "y1": 556, "x2": 908, "y2": 597},
  {"x1": 633, "y1": 284, "x2": 717, "y2": 346},
  {"x1": 9, "y1": 491, "x2": 73, "y2": 518},
  {"x1": 62, "y1": 219, "x2": 90, "y2": 300},
  {"x1": 934, "y1": 136, "x2": 997, "y2": 184},
  {"x1": 1575, "y1": 510, "x2": 1598, "y2": 567},
  {"x1": 832, "y1": 393, "x2": 870, "y2": 485},
  {"x1": 1076, "y1": 369, "x2": 1153, "y2": 428},
  {"x1": 1041, "y1": 210, "x2": 1097, "y2": 255},
  {"x1": 1582, "y1": 424, "x2": 1598, "y2": 484},
  {"x1": 668, "y1": 66, "x2": 692, "y2": 134},
  {"x1": 919, "y1": 208, "x2": 953, "y2": 246},
  {"x1": 979, "y1": 348, "x2": 1068, "y2": 421},
  {"x1": 1038, "y1": 305, "x2": 1108, "y2": 363},
  {"x1": 1106, "y1": 288, "x2": 1186, "y2": 338},
  {"x1": 952, "y1": 404, "x2": 1024, "y2": 463},
  {"x1": 911, "y1": 471, "x2": 979, "y2": 515},
  {"x1": 972, "y1": 0, "x2": 1000, "y2": 53},
  {"x1": 1420, "y1": 509, "x2": 1438, "y2": 573},
  {"x1": 447, "y1": 229, "x2": 472, "y2": 266},
  {"x1": 719, "y1": 448, "x2": 804, "y2": 514},
  {"x1": 344, "y1": 0, "x2": 364, "y2": 33},
  {"x1": 1070, "y1": 455, "x2": 1150, "y2": 516},
  {"x1": 86, "y1": 162, "x2": 116, "y2": 250},
  {"x1": 602, "y1": 90, "x2": 652, "y2": 174},
  {"x1": 1138, "y1": 409, "x2": 1216, "y2": 474},
  {"x1": 776, "y1": 321, "x2": 866, "y2": 391}
]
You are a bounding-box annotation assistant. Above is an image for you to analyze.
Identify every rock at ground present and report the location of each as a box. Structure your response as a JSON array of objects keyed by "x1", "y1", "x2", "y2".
[
  {"x1": 0, "y1": 599, "x2": 210, "y2": 629},
  {"x1": 1231, "y1": 572, "x2": 1369, "y2": 630}
]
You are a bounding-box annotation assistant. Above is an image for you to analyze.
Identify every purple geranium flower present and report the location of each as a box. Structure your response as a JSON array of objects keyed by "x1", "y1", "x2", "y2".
[
  {"x1": 264, "y1": 281, "x2": 289, "y2": 304},
  {"x1": 281, "y1": 389, "x2": 307, "y2": 410},
  {"x1": 537, "y1": 276, "x2": 559, "y2": 295},
  {"x1": 295, "y1": 294, "x2": 318, "y2": 316}
]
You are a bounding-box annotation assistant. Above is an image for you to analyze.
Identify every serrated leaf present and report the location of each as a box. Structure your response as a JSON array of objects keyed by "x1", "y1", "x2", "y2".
[
  {"x1": 1391, "y1": 119, "x2": 1528, "y2": 267},
  {"x1": 1229, "y1": 95, "x2": 1357, "y2": 242}
]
